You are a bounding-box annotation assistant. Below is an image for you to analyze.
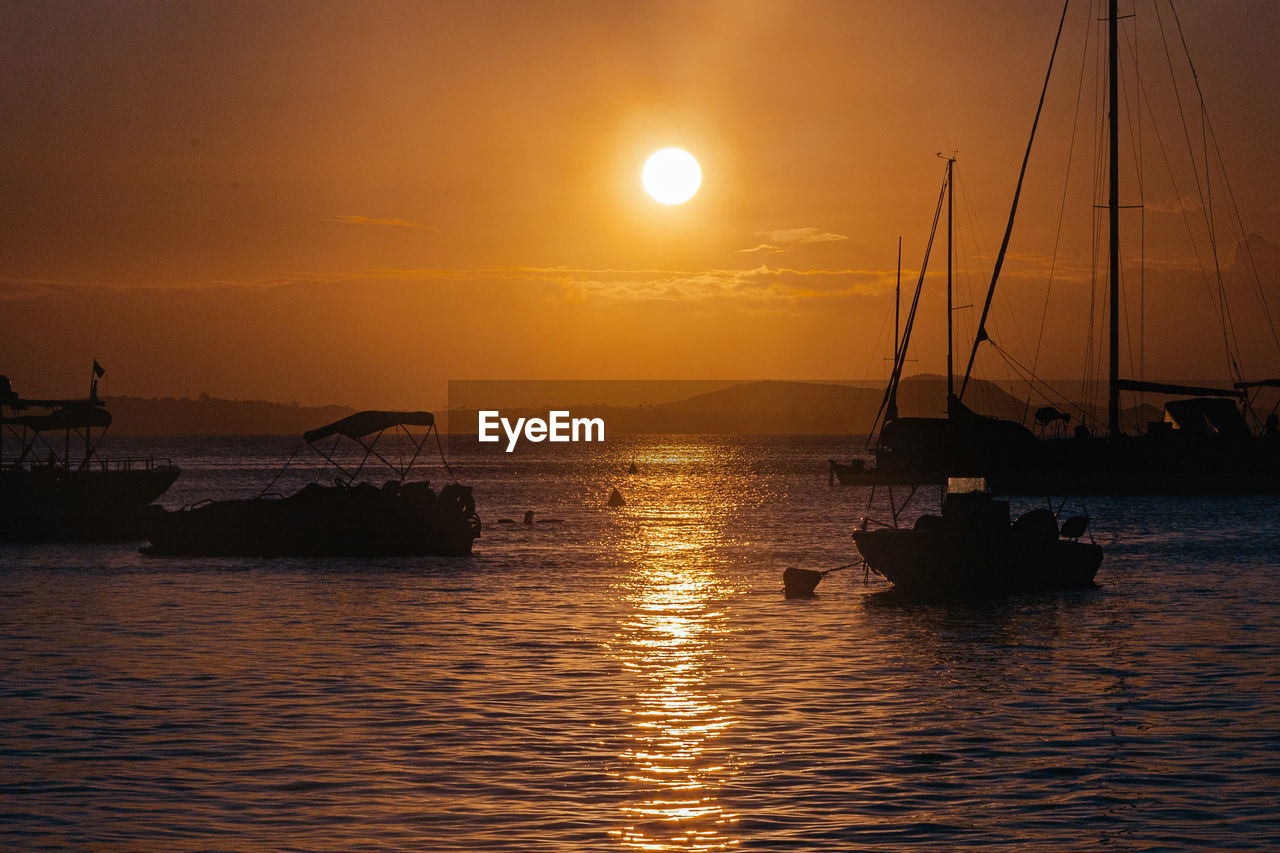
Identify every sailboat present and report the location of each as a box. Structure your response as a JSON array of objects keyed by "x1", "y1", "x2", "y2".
[{"x1": 837, "y1": 0, "x2": 1280, "y2": 495}]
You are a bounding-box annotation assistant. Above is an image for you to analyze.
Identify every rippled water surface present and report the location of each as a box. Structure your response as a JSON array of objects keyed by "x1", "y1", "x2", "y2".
[{"x1": 3, "y1": 435, "x2": 1279, "y2": 850}]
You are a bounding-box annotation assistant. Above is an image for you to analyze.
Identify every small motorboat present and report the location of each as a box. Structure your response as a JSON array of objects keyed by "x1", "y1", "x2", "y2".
[
  {"x1": 143, "y1": 410, "x2": 480, "y2": 557},
  {"x1": 852, "y1": 477, "x2": 1101, "y2": 595}
]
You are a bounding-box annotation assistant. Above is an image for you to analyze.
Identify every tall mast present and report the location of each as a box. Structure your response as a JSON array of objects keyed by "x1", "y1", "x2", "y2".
[
  {"x1": 1107, "y1": 0, "x2": 1121, "y2": 437},
  {"x1": 945, "y1": 155, "x2": 955, "y2": 412},
  {"x1": 895, "y1": 235, "x2": 901, "y2": 363},
  {"x1": 872, "y1": 165, "x2": 949, "y2": 443},
  {"x1": 887, "y1": 236, "x2": 902, "y2": 422}
]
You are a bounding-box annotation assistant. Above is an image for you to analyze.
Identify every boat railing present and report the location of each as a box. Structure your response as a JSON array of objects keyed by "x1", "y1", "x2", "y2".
[
  {"x1": 92, "y1": 456, "x2": 176, "y2": 473},
  {"x1": 3, "y1": 456, "x2": 175, "y2": 473}
]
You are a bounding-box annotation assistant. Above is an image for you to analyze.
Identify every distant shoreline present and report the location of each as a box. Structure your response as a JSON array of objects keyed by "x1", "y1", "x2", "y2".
[
  {"x1": 105, "y1": 395, "x2": 356, "y2": 436},
  {"x1": 101, "y1": 376, "x2": 1201, "y2": 436}
]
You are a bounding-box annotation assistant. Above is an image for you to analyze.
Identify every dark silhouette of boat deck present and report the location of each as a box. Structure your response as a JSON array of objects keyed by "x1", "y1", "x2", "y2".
[
  {"x1": 852, "y1": 478, "x2": 1102, "y2": 596},
  {"x1": 833, "y1": 1, "x2": 1280, "y2": 495},
  {"x1": 143, "y1": 410, "x2": 480, "y2": 557},
  {"x1": 1, "y1": 371, "x2": 179, "y2": 541}
]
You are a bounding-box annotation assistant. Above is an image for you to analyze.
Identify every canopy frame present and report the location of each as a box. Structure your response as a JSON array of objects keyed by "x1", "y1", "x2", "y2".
[{"x1": 259, "y1": 410, "x2": 451, "y2": 496}]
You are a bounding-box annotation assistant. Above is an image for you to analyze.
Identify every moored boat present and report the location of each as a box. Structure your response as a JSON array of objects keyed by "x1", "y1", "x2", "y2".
[
  {"x1": 1, "y1": 370, "x2": 180, "y2": 541},
  {"x1": 852, "y1": 478, "x2": 1102, "y2": 596},
  {"x1": 143, "y1": 410, "x2": 480, "y2": 557},
  {"x1": 834, "y1": 1, "x2": 1280, "y2": 494}
]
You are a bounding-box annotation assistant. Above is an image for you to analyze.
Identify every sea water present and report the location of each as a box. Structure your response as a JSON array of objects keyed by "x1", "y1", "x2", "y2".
[{"x1": 2, "y1": 434, "x2": 1278, "y2": 850}]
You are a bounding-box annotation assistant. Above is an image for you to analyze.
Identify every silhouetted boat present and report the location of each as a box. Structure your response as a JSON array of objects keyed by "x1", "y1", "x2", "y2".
[
  {"x1": 852, "y1": 478, "x2": 1102, "y2": 596},
  {"x1": 1, "y1": 370, "x2": 180, "y2": 541},
  {"x1": 835, "y1": 1, "x2": 1280, "y2": 494},
  {"x1": 142, "y1": 410, "x2": 480, "y2": 557}
]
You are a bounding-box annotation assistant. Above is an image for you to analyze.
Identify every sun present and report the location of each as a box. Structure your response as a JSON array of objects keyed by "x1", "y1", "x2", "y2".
[{"x1": 642, "y1": 148, "x2": 701, "y2": 205}]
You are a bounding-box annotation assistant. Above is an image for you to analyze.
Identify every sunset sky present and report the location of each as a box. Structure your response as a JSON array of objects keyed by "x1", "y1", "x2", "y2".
[{"x1": 3, "y1": 1, "x2": 1279, "y2": 409}]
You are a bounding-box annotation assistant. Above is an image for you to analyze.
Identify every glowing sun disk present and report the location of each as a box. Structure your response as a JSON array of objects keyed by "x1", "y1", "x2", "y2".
[{"x1": 642, "y1": 148, "x2": 702, "y2": 205}]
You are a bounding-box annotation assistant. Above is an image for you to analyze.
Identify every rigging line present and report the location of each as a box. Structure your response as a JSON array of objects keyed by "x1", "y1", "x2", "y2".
[
  {"x1": 1116, "y1": 23, "x2": 1144, "y2": 407},
  {"x1": 1122, "y1": 7, "x2": 1147, "y2": 419},
  {"x1": 958, "y1": 167, "x2": 1031, "y2": 372},
  {"x1": 1120, "y1": 14, "x2": 1146, "y2": 200},
  {"x1": 1166, "y1": 0, "x2": 1253, "y2": 377},
  {"x1": 1204, "y1": 103, "x2": 1246, "y2": 383},
  {"x1": 958, "y1": 0, "x2": 1070, "y2": 400},
  {"x1": 1154, "y1": 3, "x2": 1207, "y2": 232},
  {"x1": 875, "y1": 176, "x2": 947, "y2": 438},
  {"x1": 867, "y1": 168, "x2": 949, "y2": 448},
  {"x1": 955, "y1": 172, "x2": 991, "y2": 354},
  {"x1": 1083, "y1": 0, "x2": 1108, "y2": 417},
  {"x1": 1085, "y1": 8, "x2": 1102, "y2": 419},
  {"x1": 1199, "y1": 100, "x2": 1243, "y2": 381},
  {"x1": 1154, "y1": 0, "x2": 1238, "y2": 379},
  {"x1": 1181, "y1": 32, "x2": 1264, "y2": 377},
  {"x1": 1141, "y1": 11, "x2": 1152, "y2": 389},
  {"x1": 988, "y1": 339, "x2": 1096, "y2": 425},
  {"x1": 1137, "y1": 7, "x2": 1145, "y2": 388},
  {"x1": 1141, "y1": 180, "x2": 1146, "y2": 385},
  {"x1": 1119, "y1": 23, "x2": 1145, "y2": 202},
  {"x1": 1206, "y1": 115, "x2": 1280, "y2": 360},
  {"x1": 956, "y1": 169, "x2": 1035, "y2": 423},
  {"x1": 1027, "y1": 0, "x2": 1095, "y2": 423},
  {"x1": 845, "y1": 279, "x2": 896, "y2": 437}
]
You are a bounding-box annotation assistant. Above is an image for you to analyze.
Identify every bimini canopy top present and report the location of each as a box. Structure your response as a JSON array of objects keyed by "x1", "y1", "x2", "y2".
[
  {"x1": 1, "y1": 404, "x2": 112, "y2": 432},
  {"x1": 304, "y1": 410, "x2": 434, "y2": 444}
]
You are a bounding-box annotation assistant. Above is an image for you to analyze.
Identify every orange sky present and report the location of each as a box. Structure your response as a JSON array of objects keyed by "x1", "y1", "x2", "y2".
[{"x1": 2, "y1": 1, "x2": 1279, "y2": 409}]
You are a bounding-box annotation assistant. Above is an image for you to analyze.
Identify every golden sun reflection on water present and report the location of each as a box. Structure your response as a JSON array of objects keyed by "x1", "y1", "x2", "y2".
[{"x1": 606, "y1": 445, "x2": 745, "y2": 850}]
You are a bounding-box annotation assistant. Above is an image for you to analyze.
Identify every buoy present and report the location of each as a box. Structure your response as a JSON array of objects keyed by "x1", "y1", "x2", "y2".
[
  {"x1": 782, "y1": 562, "x2": 863, "y2": 598},
  {"x1": 523, "y1": 510, "x2": 535, "y2": 525},
  {"x1": 783, "y1": 567, "x2": 824, "y2": 598},
  {"x1": 627, "y1": 462, "x2": 639, "y2": 474},
  {"x1": 607, "y1": 487, "x2": 626, "y2": 507}
]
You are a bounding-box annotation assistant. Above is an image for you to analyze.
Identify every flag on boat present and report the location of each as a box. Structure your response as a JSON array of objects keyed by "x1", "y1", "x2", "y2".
[{"x1": 92, "y1": 360, "x2": 106, "y2": 377}]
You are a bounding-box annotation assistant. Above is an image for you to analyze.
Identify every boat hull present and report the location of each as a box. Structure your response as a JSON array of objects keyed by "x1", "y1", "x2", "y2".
[
  {"x1": 142, "y1": 481, "x2": 481, "y2": 557},
  {"x1": 0, "y1": 465, "x2": 181, "y2": 541},
  {"x1": 835, "y1": 428, "x2": 1280, "y2": 494},
  {"x1": 853, "y1": 528, "x2": 1102, "y2": 595}
]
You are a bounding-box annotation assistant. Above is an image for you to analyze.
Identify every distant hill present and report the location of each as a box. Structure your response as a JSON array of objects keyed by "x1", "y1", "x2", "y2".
[
  {"x1": 662, "y1": 376, "x2": 1033, "y2": 431},
  {"x1": 443, "y1": 376, "x2": 1168, "y2": 436},
  {"x1": 106, "y1": 395, "x2": 355, "y2": 435},
  {"x1": 100, "y1": 377, "x2": 1168, "y2": 436},
  {"x1": 443, "y1": 377, "x2": 1077, "y2": 436}
]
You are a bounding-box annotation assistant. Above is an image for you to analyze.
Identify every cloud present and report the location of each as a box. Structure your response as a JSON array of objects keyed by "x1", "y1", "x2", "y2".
[
  {"x1": 737, "y1": 226, "x2": 848, "y2": 254},
  {"x1": 325, "y1": 215, "x2": 434, "y2": 230},
  {"x1": 358, "y1": 264, "x2": 899, "y2": 304},
  {"x1": 0, "y1": 278, "x2": 75, "y2": 299},
  {"x1": 0, "y1": 264, "x2": 902, "y2": 306},
  {"x1": 543, "y1": 265, "x2": 893, "y2": 304}
]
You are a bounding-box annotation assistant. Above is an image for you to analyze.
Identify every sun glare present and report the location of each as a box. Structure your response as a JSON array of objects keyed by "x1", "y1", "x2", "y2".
[{"x1": 642, "y1": 148, "x2": 702, "y2": 205}]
